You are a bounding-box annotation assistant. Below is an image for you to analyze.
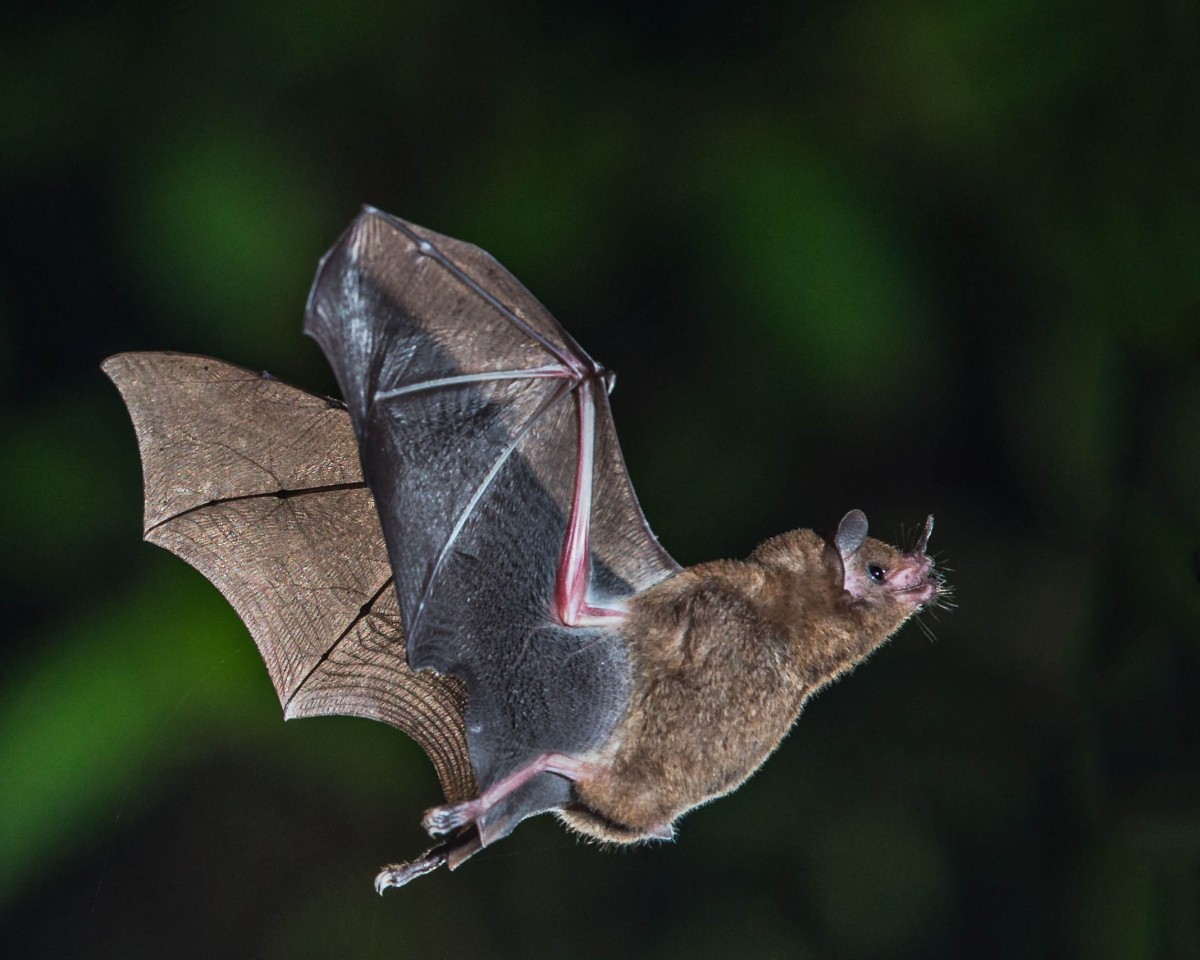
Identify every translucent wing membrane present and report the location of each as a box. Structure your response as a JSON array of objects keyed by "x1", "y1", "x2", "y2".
[{"x1": 305, "y1": 209, "x2": 677, "y2": 840}]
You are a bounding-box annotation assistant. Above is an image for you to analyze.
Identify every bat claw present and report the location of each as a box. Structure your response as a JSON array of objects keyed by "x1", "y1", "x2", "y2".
[
  {"x1": 421, "y1": 752, "x2": 590, "y2": 838},
  {"x1": 374, "y1": 847, "x2": 449, "y2": 893},
  {"x1": 422, "y1": 801, "x2": 477, "y2": 837},
  {"x1": 375, "y1": 830, "x2": 484, "y2": 892}
]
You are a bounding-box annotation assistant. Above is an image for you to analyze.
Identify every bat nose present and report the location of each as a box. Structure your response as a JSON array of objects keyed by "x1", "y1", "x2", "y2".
[{"x1": 915, "y1": 515, "x2": 935, "y2": 554}]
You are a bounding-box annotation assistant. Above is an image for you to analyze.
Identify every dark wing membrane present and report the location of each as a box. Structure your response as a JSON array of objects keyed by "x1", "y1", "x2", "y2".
[
  {"x1": 304, "y1": 209, "x2": 678, "y2": 837},
  {"x1": 587, "y1": 382, "x2": 679, "y2": 596},
  {"x1": 103, "y1": 352, "x2": 476, "y2": 803}
]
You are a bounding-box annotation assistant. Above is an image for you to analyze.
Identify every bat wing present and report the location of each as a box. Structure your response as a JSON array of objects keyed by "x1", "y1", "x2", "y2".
[
  {"x1": 305, "y1": 208, "x2": 680, "y2": 841},
  {"x1": 102, "y1": 352, "x2": 476, "y2": 804}
]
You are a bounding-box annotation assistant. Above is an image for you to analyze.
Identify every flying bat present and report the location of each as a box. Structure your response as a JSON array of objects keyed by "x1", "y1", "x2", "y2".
[{"x1": 104, "y1": 207, "x2": 944, "y2": 892}]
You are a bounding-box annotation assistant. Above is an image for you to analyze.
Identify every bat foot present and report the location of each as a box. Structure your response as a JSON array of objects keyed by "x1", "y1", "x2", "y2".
[
  {"x1": 374, "y1": 847, "x2": 449, "y2": 893},
  {"x1": 422, "y1": 752, "x2": 595, "y2": 839},
  {"x1": 376, "y1": 829, "x2": 484, "y2": 892},
  {"x1": 423, "y1": 800, "x2": 478, "y2": 837}
]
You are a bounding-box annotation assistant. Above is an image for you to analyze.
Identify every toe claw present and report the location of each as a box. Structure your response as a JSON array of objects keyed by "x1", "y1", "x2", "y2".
[
  {"x1": 422, "y1": 801, "x2": 474, "y2": 837},
  {"x1": 374, "y1": 851, "x2": 445, "y2": 894}
]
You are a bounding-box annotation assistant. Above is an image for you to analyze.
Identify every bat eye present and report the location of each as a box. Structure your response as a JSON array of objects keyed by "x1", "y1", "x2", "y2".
[{"x1": 867, "y1": 564, "x2": 886, "y2": 583}]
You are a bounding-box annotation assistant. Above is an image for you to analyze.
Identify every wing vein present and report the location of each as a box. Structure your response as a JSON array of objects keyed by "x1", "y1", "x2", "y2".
[
  {"x1": 410, "y1": 379, "x2": 575, "y2": 641},
  {"x1": 283, "y1": 575, "x2": 396, "y2": 712},
  {"x1": 385, "y1": 217, "x2": 578, "y2": 370},
  {"x1": 144, "y1": 481, "x2": 368, "y2": 535},
  {"x1": 375, "y1": 365, "x2": 569, "y2": 403}
]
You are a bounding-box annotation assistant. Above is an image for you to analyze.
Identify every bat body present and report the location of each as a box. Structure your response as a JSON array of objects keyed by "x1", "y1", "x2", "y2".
[{"x1": 105, "y1": 207, "x2": 943, "y2": 891}]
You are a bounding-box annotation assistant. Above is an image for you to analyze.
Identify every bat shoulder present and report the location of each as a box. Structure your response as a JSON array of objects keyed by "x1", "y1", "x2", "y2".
[{"x1": 619, "y1": 559, "x2": 775, "y2": 666}]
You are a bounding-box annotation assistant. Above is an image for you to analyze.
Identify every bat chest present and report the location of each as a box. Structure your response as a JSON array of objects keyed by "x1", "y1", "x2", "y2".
[{"x1": 575, "y1": 602, "x2": 806, "y2": 834}]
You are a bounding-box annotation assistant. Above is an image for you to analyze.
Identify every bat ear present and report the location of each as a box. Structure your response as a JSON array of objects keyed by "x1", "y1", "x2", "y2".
[{"x1": 834, "y1": 509, "x2": 869, "y2": 560}]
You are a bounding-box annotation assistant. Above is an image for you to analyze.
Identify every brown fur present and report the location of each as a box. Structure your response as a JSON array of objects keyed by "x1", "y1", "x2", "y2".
[{"x1": 559, "y1": 526, "x2": 937, "y2": 842}]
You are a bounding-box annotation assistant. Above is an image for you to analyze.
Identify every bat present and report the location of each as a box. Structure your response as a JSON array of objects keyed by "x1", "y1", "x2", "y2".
[{"x1": 104, "y1": 207, "x2": 945, "y2": 892}]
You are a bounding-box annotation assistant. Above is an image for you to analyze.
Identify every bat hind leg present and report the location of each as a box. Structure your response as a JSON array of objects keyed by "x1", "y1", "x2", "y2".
[
  {"x1": 374, "y1": 827, "x2": 482, "y2": 894},
  {"x1": 422, "y1": 752, "x2": 594, "y2": 838}
]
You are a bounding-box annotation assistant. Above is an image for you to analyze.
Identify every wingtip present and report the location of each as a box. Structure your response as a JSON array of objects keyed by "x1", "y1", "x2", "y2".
[
  {"x1": 305, "y1": 206, "x2": 407, "y2": 342},
  {"x1": 355, "y1": 205, "x2": 419, "y2": 240},
  {"x1": 356, "y1": 204, "x2": 403, "y2": 234},
  {"x1": 100, "y1": 353, "x2": 130, "y2": 382}
]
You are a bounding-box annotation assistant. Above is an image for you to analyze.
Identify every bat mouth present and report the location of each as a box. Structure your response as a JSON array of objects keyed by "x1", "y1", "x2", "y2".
[
  {"x1": 896, "y1": 515, "x2": 939, "y2": 606},
  {"x1": 896, "y1": 576, "x2": 940, "y2": 606},
  {"x1": 891, "y1": 533, "x2": 940, "y2": 606}
]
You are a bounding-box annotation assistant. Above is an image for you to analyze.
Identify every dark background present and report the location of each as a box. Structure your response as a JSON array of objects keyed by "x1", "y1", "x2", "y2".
[{"x1": 2, "y1": 2, "x2": 1197, "y2": 958}]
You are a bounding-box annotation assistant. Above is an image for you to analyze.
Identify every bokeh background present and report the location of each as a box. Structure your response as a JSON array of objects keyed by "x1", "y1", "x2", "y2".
[{"x1": 2, "y1": 2, "x2": 1197, "y2": 958}]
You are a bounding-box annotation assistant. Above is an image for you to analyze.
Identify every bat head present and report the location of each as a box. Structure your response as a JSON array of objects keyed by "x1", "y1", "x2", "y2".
[{"x1": 833, "y1": 510, "x2": 941, "y2": 615}]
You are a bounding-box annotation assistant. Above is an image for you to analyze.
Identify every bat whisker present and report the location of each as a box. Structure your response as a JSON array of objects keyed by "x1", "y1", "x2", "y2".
[{"x1": 912, "y1": 613, "x2": 938, "y2": 643}]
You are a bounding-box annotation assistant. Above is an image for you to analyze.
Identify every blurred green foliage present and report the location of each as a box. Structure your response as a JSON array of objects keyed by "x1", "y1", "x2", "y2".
[{"x1": 1, "y1": 1, "x2": 1196, "y2": 958}]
